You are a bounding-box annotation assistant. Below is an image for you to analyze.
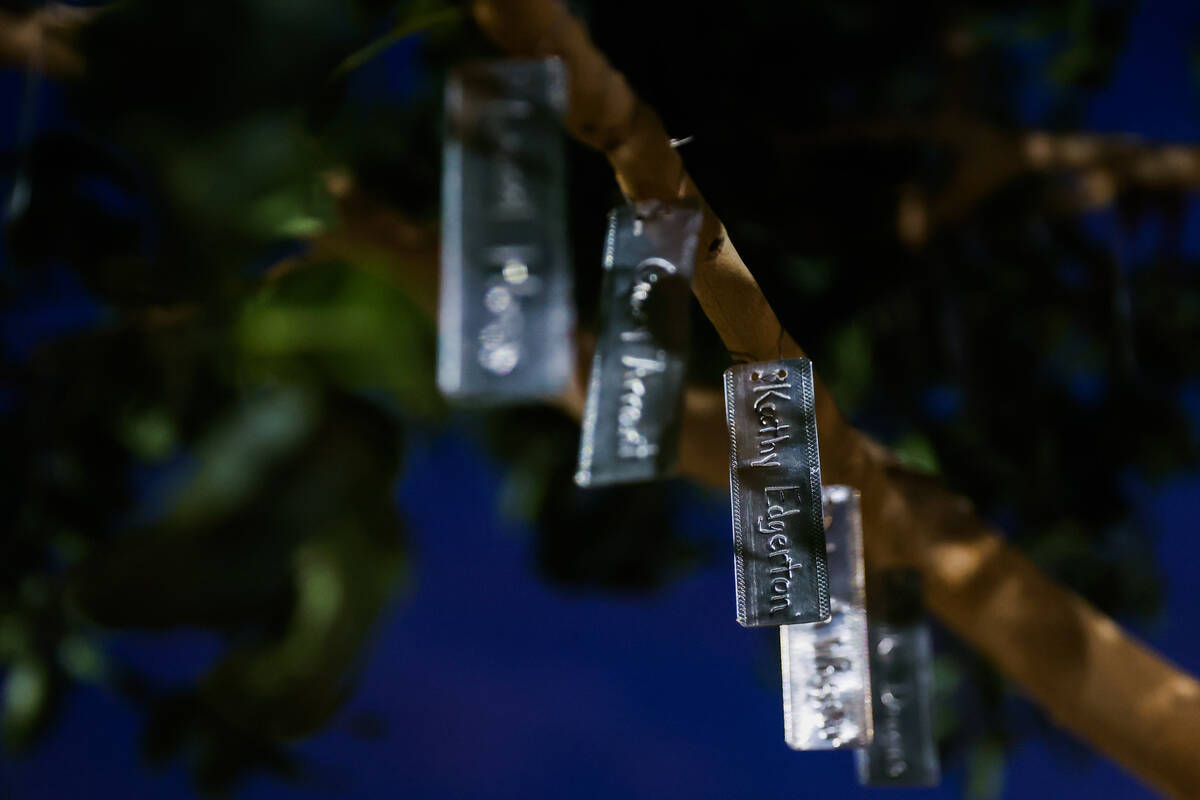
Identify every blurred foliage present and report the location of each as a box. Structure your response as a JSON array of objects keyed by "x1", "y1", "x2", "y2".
[{"x1": 1, "y1": 0, "x2": 1198, "y2": 796}]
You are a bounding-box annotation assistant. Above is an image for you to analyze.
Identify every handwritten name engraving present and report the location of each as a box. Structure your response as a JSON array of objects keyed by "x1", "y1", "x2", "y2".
[
  {"x1": 759, "y1": 485, "x2": 805, "y2": 613},
  {"x1": 612, "y1": 257, "x2": 676, "y2": 460},
  {"x1": 483, "y1": 98, "x2": 535, "y2": 219},
  {"x1": 746, "y1": 367, "x2": 804, "y2": 614},
  {"x1": 576, "y1": 206, "x2": 700, "y2": 486},
  {"x1": 807, "y1": 631, "x2": 852, "y2": 743},
  {"x1": 780, "y1": 488, "x2": 866, "y2": 749},
  {"x1": 781, "y1": 609, "x2": 869, "y2": 749},
  {"x1": 875, "y1": 636, "x2": 912, "y2": 777},
  {"x1": 858, "y1": 615, "x2": 939, "y2": 785},
  {"x1": 877, "y1": 693, "x2": 910, "y2": 776},
  {"x1": 617, "y1": 354, "x2": 666, "y2": 458},
  {"x1": 493, "y1": 157, "x2": 531, "y2": 215},
  {"x1": 727, "y1": 357, "x2": 827, "y2": 626},
  {"x1": 750, "y1": 368, "x2": 792, "y2": 467}
]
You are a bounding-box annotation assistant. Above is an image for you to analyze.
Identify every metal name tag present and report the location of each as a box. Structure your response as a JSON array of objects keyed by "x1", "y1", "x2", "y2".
[
  {"x1": 856, "y1": 570, "x2": 941, "y2": 787},
  {"x1": 575, "y1": 202, "x2": 702, "y2": 487},
  {"x1": 438, "y1": 59, "x2": 573, "y2": 403},
  {"x1": 724, "y1": 357, "x2": 829, "y2": 626},
  {"x1": 780, "y1": 485, "x2": 871, "y2": 749}
]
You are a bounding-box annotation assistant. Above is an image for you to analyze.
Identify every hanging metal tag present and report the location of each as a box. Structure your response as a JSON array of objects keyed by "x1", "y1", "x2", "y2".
[
  {"x1": 575, "y1": 202, "x2": 702, "y2": 487},
  {"x1": 724, "y1": 357, "x2": 829, "y2": 626},
  {"x1": 780, "y1": 485, "x2": 871, "y2": 749},
  {"x1": 856, "y1": 570, "x2": 941, "y2": 787},
  {"x1": 438, "y1": 59, "x2": 573, "y2": 403}
]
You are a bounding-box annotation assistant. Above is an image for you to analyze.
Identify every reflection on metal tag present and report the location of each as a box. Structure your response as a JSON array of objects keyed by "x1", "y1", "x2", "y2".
[
  {"x1": 856, "y1": 570, "x2": 941, "y2": 787},
  {"x1": 575, "y1": 202, "x2": 702, "y2": 487},
  {"x1": 724, "y1": 357, "x2": 829, "y2": 626},
  {"x1": 780, "y1": 485, "x2": 871, "y2": 750},
  {"x1": 438, "y1": 59, "x2": 573, "y2": 403}
]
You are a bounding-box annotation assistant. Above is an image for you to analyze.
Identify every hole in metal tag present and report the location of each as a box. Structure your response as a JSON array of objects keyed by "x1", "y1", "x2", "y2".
[
  {"x1": 575, "y1": 201, "x2": 702, "y2": 487},
  {"x1": 780, "y1": 485, "x2": 872, "y2": 750},
  {"x1": 856, "y1": 569, "x2": 941, "y2": 787},
  {"x1": 724, "y1": 357, "x2": 829, "y2": 626},
  {"x1": 438, "y1": 58, "x2": 573, "y2": 403}
]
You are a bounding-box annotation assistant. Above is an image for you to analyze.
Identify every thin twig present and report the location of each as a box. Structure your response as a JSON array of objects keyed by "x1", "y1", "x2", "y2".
[{"x1": 331, "y1": 5, "x2": 462, "y2": 80}]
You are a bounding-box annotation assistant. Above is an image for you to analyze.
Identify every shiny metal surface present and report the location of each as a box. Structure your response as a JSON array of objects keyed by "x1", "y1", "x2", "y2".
[
  {"x1": 576, "y1": 201, "x2": 702, "y2": 487},
  {"x1": 724, "y1": 357, "x2": 829, "y2": 626},
  {"x1": 780, "y1": 486, "x2": 872, "y2": 750},
  {"x1": 857, "y1": 570, "x2": 941, "y2": 786},
  {"x1": 438, "y1": 59, "x2": 572, "y2": 403}
]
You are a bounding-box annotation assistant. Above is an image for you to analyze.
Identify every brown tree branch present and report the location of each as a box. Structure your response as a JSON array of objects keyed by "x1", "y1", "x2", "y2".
[
  {"x1": 0, "y1": 4, "x2": 92, "y2": 77},
  {"x1": 468, "y1": 1, "x2": 1200, "y2": 797},
  {"x1": 805, "y1": 115, "x2": 1200, "y2": 247}
]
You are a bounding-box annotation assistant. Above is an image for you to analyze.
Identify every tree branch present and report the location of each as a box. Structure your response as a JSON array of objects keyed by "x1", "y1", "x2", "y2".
[
  {"x1": 804, "y1": 115, "x2": 1200, "y2": 247},
  {"x1": 468, "y1": 2, "x2": 1200, "y2": 797},
  {"x1": 0, "y1": 4, "x2": 92, "y2": 77}
]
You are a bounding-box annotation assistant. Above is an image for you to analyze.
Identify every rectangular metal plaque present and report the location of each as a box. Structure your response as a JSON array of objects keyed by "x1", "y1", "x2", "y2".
[
  {"x1": 724, "y1": 357, "x2": 829, "y2": 626},
  {"x1": 575, "y1": 201, "x2": 702, "y2": 487},
  {"x1": 856, "y1": 570, "x2": 941, "y2": 787},
  {"x1": 438, "y1": 58, "x2": 573, "y2": 403},
  {"x1": 780, "y1": 485, "x2": 871, "y2": 749}
]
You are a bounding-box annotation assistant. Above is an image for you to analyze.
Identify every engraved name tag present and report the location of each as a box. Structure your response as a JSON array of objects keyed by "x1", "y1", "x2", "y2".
[
  {"x1": 780, "y1": 485, "x2": 871, "y2": 750},
  {"x1": 856, "y1": 570, "x2": 941, "y2": 787},
  {"x1": 438, "y1": 59, "x2": 573, "y2": 403},
  {"x1": 724, "y1": 357, "x2": 829, "y2": 626},
  {"x1": 575, "y1": 201, "x2": 702, "y2": 487}
]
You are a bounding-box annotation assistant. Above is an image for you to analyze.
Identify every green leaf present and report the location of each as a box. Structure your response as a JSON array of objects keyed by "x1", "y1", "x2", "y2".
[
  {"x1": 170, "y1": 386, "x2": 320, "y2": 526},
  {"x1": 332, "y1": 3, "x2": 463, "y2": 79},
  {"x1": 161, "y1": 113, "x2": 332, "y2": 243},
  {"x1": 892, "y1": 430, "x2": 941, "y2": 475},
  {"x1": 199, "y1": 515, "x2": 405, "y2": 739},
  {"x1": 120, "y1": 407, "x2": 179, "y2": 462},
  {"x1": 238, "y1": 263, "x2": 440, "y2": 416},
  {"x1": 825, "y1": 321, "x2": 873, "y2": 412},
  {"x1": 58, "y1": 636, "x2": 107, "y2": 683},
  {"x1": 3, "y1": 660, "x2": 49, "y2": 748}
]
